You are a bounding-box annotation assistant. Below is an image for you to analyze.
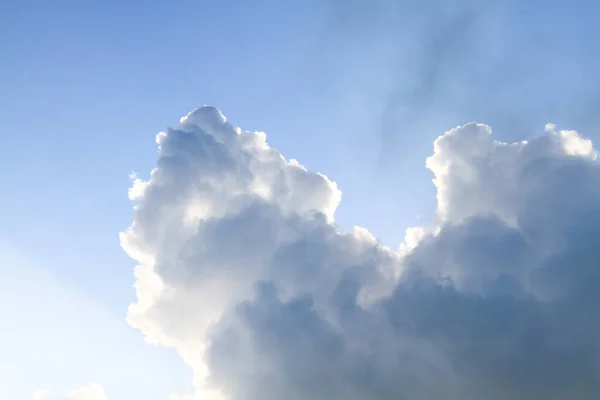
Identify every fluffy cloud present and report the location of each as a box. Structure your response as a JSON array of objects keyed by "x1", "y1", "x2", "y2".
[
  {"x1": 121, "y1": 107, "x2": 600, "y2": 399},
  {"x1": 33, "y1": 390, "x2": 51, "y2": 400},
  {"x1": 33, "y1": 384, "x2": 107, "y2": 400}
]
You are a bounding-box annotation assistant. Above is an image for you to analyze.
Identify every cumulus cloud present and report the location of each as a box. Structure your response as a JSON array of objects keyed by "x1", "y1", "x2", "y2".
[
  {"x1": 33, "y1": 384, "x2": 107, "y2": 400},
  {"x1": 121, "y1": 106, "x2": 600, "y2": 399},
  {"x1": 33, "y1": 390, "x2": 52, "y2": 400}
]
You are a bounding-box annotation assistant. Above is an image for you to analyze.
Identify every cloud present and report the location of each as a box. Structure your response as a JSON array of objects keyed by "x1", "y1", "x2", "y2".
[
  {"x1": 33, "y1": 384, "x2": 107, "y2": 400},
  {"x1": 65, "y1": 384, "x2": 107, "y2": 400},
  {"x1": 121, "y1": 107, "x2": 600, "y2": 399},
  {"x1": 33, "y1": 389, "x2": 52, "y2": 400}
]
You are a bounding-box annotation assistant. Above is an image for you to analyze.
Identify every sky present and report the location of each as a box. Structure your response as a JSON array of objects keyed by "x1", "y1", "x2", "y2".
[{"x1": 2, "y1": 0, "x2": 600, "y2": 399}]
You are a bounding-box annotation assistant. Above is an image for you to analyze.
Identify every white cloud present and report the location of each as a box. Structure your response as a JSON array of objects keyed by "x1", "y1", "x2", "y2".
[
  {"x1": 33, "y1": 389, "x2": 52, "y2": 400},
  {"x1": 66, "y1": 384, "x2": 108, "y2": 400},
  {"x1": 121, "y1": 107, "x2": 600, "y2": 399},
  {"x1": 33, "y1": 384, "x2": 107, "y2": 400}
]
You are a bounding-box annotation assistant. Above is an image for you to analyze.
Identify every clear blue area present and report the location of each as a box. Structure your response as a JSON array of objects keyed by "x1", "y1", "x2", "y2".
[{"x1": 2, "y1": 1, "x2": 600, "y2": 396}]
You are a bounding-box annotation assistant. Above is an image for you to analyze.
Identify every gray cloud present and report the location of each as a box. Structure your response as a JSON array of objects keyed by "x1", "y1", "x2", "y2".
[{"x1": 121, "y1": 107, "x2": 600, "y2": 399}]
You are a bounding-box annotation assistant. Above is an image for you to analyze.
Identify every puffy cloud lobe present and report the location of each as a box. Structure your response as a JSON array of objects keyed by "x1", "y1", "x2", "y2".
[
  {"x1": 426, "y1": 121, "x2": 598, "y2": 226},
  {"x1": 121, "y1": 107, "x2": 600, "y2": 400}
]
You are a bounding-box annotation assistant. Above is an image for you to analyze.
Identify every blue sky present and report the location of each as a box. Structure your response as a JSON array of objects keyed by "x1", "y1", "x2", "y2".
[{"x1": 2, "y1": 1, "x2": 600, "y2": 398}]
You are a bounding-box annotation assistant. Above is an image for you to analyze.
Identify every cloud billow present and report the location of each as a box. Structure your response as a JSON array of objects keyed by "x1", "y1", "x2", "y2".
[{"x1": 120, "y1": 107, "x2": 600, "y2": 400}]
